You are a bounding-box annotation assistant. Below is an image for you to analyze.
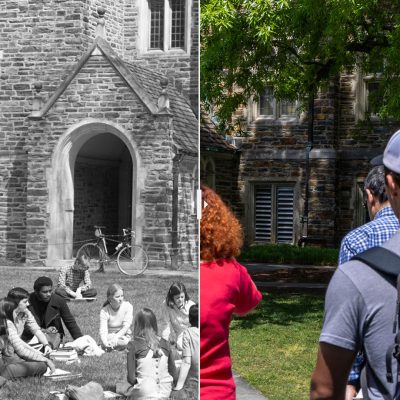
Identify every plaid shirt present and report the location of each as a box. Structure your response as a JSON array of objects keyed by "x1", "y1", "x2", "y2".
[
  {"x1": 57, "y1": 264, "x2": 92, "y2": 292},
  {"x1": 339, "y1": 206, "x2": 399, "y2": 384},
  {"x1": 339, "y1": 207, "x2": 400, "y2": 265}
]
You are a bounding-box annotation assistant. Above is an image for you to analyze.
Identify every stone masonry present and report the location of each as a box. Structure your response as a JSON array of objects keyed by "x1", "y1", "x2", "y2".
[
  {"x1": 0, "y1": 0, "x2": 198, "y2": 267},
  {"x1": 205, "y1": 75, "x2": 400, "y2": 247}
]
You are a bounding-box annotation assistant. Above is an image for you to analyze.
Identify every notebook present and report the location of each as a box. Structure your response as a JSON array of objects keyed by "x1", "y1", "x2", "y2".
[{"x1": 44, "y1": 368, "x2": 82, "y2": 381}]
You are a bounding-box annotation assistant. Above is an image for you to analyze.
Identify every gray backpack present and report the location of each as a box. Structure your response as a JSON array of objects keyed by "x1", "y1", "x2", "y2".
[{"x1": 353, "y1": 246, "x2": 400, "y2": 400}]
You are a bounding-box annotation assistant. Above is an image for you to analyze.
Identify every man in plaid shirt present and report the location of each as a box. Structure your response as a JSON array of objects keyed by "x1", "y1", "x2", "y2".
[
  {"x1": 338, "y1": 165, "x2": 400, "y2": 400},
  {"x1": 55, "y1": 253, "x2": 97, "y2": 299}
]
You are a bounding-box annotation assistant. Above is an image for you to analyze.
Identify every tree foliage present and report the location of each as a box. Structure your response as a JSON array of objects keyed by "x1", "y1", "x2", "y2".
[{"x1": 201, "y1": 0, "x2": 400, "y2": 126}]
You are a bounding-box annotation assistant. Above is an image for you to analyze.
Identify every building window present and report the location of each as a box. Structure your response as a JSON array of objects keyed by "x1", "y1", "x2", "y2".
[
  {"x1": 249, "y1": 86, "x2": 298, "y2": 122},
  {"x1": 149, "y1": 0, "x2": 164, "y2": 49},
  {"x1": 355, "y1": 72, "x2": 382, "y2": 121},
  {"x1": 254, "y1": 183, "x2": 295, "y2": 243},
  {"x1": 141, "y1": 0, "x2": 190, "y2": 54}
]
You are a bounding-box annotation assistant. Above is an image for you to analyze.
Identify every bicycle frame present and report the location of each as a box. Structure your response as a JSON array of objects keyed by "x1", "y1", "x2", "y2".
[{"x1": 95, "y1": 227, "x2": 133, "y2": 258}]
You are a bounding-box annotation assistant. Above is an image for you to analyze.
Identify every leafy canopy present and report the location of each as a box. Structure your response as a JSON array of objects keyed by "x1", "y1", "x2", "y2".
[{"x1": 201, "y1": 0, "x2": 400, "y2": 125}]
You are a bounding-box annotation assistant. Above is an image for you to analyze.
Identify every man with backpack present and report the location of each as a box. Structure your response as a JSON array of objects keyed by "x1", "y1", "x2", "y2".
[
  {"x1": 310, "y1": 129, "x2": 400, "y2": 400},
  {"x1": 338, "y1": 166, "x2": 400, "y2": 400}
]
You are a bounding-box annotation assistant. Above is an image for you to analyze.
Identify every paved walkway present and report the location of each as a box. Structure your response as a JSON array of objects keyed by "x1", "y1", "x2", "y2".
[
  {"x1": 235, "y1": 371, "x2": 268, "y2": 399},
  {"x1": 243, "y1": 262, "x2": 334, "y2": 289}
]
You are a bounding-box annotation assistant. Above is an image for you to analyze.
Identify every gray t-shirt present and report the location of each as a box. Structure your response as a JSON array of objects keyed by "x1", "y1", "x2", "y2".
[{"x1": 321, "y1": 231, "x2": 400, "y2": 399}]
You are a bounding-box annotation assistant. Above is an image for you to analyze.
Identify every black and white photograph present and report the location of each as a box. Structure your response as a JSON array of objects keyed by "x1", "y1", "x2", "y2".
[{"x1": 0, "y1": 0, "x2": 199, "y2": 398}]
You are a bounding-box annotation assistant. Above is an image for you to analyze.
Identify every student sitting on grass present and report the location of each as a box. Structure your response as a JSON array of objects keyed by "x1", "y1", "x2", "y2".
[
  {"x1": 99, "y1": 284, "x2": 133, "y2": 351},
  {"x1": 21, "y1": 276, "x2": 83, "y2": 349},
  {"x1": 6, "y1": 288, "x2": 52, "y2": 355},
  {"x1": 0, "y1": 298, "x2": 55, "y2": 385},
  {"x1": 160, "y1": 282, "x2": 195, "y2": 351},
  {"x1": 55, "y1": 253, "x2": 97, "y2": 300},
  {"x1": 172, "y1": 303, "x2": 199, "y2": 400},
  {"x1": 123, "y1": 308, "x2": 177, "y2": 400}
]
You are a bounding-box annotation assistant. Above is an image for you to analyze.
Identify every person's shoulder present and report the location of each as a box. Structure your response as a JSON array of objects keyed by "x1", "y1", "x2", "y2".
[
  {"x1": 341, "y1": 223, "x2": 370, "y2": 245},
  {"x1": 60, "y1": 264, "x2": 72, "y2": 273},
  {"x1": 382, "y1": 231, "x2": 400, "y2": 254},
  {"x1": 186, "y1": 299, "x2": 196, "y2": 308},
  {"x1": 123, "y1": 301, "x2": 133, "y2": 309},
  {"x1": 51, "y1": 293, "x2": 68, "y2": 306}
]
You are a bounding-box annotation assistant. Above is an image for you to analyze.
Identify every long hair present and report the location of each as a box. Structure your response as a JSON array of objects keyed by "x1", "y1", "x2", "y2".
[
  {"x1": 165, "y1": 282, "x2": 189, "y2": 308},
  {"x1": 0, "y1": 298, "x2": 18, "y2": 347},
  {"x1": 6, "y1": 287, "x2": 29, "y2": 306},
  {"x1": 189, "y1": 303, "x2": 198, "y2": 328},
  {"x1": 133, "y1": 308, "x2": 160, "y2": 354},
  {"x1": 102, "y1": 283, "x2": 123, "y2": 308},
  {"x1": 200, "y1": 184, "x2": 243, "y2": 261}
]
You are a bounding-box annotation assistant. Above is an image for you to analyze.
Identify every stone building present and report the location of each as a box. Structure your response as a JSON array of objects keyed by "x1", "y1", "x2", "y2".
[
  {"x1": 0, "y1": 0, "x2": 198, "y2": 268},
  {"x1": 201, "y1": 75, "x2": 400, "y2": 248}
]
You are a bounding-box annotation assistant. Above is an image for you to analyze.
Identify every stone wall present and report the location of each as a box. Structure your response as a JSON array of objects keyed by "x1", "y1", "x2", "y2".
[
  {"x1": 228, "y1": 73, "x2": 400, "y2": 247},
  {"x1": 23, "y1": 54, "x2": 178, "y2": 264}
]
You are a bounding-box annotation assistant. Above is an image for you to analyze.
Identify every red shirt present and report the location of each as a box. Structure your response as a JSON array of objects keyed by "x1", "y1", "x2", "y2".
[{"x1": 200, "y1": 258, "x2": 262, "y2": 399}]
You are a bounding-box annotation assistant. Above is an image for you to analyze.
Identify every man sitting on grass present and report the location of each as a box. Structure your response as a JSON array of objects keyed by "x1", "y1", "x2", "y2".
[
  {"x1": 22, "y1": 276, "x2": 83, "y2": 348},
  {"x1": 55, "y1": 253, "x2": 97, "y2": 300}
]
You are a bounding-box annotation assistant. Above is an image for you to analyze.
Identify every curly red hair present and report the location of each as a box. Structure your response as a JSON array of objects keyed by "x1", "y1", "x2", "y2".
[{"x1": 200, "y1": 184, "x2": 243, "y2": 261}]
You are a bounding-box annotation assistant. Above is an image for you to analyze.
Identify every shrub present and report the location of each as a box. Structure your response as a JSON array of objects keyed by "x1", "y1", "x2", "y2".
[{"x1": 238, "y1": 244, "x2": 338, "y2": 266}]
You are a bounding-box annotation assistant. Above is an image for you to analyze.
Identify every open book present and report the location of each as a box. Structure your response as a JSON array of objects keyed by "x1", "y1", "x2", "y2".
[{"x1": 44, "y1": 368, "x2": 82, "y2": 381}]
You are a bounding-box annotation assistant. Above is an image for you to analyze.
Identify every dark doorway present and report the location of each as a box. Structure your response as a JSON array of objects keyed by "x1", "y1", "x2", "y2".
[{"x1": 73, "y1": 133, "x2": 133, "y2": 254}]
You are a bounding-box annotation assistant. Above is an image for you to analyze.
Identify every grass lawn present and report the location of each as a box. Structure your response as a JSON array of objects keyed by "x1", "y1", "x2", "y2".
[
  {"x1": 230, "y1": 291, "x2": 325, "y2": 400},
  {"x1": 0, "y1": 267, "x2": 198, "y2": 400}
]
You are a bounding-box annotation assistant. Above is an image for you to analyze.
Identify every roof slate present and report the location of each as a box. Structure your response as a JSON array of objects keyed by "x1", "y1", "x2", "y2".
[
  {"x1": 127, "y1": 62, "x2": 198, "y2": 155},
  {"x1": 200, "y1": 117, "x2": 237, "y2": 153}
]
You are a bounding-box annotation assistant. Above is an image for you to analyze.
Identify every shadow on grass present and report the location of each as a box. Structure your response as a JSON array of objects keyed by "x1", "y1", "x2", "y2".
[{"x1": 231, "y1": 291, "x2": 325, "y2": 330}]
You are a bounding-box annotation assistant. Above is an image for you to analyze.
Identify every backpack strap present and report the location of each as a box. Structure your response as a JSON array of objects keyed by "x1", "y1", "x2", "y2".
[
  {"x1": 352, "y1": 246, "x2": 400, "y2": 399},
  {"x1": 352, "y1": 247, "x2": 400, "y2": 276}
]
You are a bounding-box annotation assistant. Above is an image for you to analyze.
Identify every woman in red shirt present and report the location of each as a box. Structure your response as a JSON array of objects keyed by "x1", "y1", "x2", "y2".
[{"x1": 200, "y1": 185, "x2": 262, "y2": 400}]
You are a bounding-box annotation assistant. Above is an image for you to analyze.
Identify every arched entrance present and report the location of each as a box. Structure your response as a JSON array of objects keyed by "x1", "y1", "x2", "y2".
[
  {"x1": 47, "y1": 120, "x2": 141, "y2": 265},
  {"x1": 73, "y1": 133, "x2": 132, "y2": 254}
]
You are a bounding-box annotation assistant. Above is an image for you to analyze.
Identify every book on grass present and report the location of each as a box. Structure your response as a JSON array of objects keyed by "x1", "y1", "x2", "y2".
[
  {"x1": 50, "y1": 347, "x2": 78, "y2": 361},
  {"x1": 104, "y1": 391, "x2": 125, "y2": 399},
  {"x1": 44, "y1": 368, "x2": 82, "y2": 381},
  {"x1": 68, "y1": 297, "x2": 97, "y2": 302}
]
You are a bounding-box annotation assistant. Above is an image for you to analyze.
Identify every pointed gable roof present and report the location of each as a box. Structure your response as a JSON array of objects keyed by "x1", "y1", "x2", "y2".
[{"x1": 28, "y1": 37, "x2": 198, "y2": 154}]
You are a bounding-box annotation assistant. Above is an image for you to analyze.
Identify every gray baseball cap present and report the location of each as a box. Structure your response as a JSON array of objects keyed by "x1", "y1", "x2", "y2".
[{"x1": 371, "y1": 129, "x2": 400, "y2": 174}]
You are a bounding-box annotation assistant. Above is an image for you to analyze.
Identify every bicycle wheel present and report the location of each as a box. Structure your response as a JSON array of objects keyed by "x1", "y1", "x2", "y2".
[
  {"x1": 76, "y1": 243, "x2": 105, "y2": 271},
  {"x1": 117, "y1": 245, "x2": 148, "y2": 276}
]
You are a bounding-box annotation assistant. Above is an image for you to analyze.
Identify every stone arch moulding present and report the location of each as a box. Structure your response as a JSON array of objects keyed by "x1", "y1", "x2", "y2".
[{"x1": 46, "y1": 119, "x2": 142, "y2": 267}]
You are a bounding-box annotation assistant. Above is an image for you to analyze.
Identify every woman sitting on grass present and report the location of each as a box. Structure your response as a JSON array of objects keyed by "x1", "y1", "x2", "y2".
[
  {"x1": 99, "y1": 284, "x2": 133, "y2": 351},
  {"x1": 200, "y1": 184, "x2": 262, "y2": 400},
  {"x1": 125, "y1": 308, "x2": 177, "y2": 399},
  {"x1": 0, "y1": 298, "x2": 55, "y2": 386},
  {"x1": 171, "y1": 303, "x2": 199, "y2": 400},
  {"x1": 160, "y1": 282, "x2": 195, "y2": 351}
]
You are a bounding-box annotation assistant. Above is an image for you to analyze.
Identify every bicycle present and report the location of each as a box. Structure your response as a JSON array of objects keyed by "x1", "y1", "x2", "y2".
[{"x1": 76, "y1": 226, "x2": 149, "y2": 276}]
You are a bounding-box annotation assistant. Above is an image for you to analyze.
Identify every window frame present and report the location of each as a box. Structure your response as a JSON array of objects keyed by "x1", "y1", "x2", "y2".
[
  {"x1": 248, "y1": 86, "x2": 300, "y2": 124},
  {"x1": 355, "y1": 71, "x2": 382, "y2": 122},
  {"x1": 139, "y1": 0, "x2": 192, "y2": 55}
]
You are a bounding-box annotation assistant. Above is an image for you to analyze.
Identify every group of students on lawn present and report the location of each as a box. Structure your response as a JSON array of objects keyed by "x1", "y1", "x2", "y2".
[{"x1": 0, "y1": 252, "x2": 199, "y2": 400}]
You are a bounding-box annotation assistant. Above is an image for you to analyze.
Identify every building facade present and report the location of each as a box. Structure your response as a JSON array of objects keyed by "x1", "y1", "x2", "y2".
[
  {"x1": 0, "y1": 0, "x2": 198, "y2": 268},
  {"x1": 201, "y1": 74, "x2": 400, "y2": 248}
]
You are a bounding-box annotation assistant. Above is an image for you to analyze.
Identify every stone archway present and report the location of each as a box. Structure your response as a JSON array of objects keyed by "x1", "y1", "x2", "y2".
[{"x1": 46, "y1": 119, "x2": 142, "y2": 266}]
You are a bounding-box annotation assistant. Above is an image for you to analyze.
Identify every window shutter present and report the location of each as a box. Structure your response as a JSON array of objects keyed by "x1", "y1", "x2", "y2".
[
  {"x1": 276, "y1": 186, "x2": 294, "y2": 243},
  {"x1": 254, "y1": 186, "x2": 272, "y2": 241}
]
